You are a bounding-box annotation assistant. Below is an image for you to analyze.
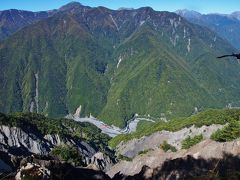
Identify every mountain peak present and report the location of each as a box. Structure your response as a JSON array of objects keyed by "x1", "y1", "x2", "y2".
[
  {"x1": 117, "y1": 7, "x2": 135, "y2": 11},
  {"x1": 231, "y1": 11, "x2": 240, "y2": 20},
  {"x1": 59, "y1": 1, "x2": 83, "y2": 11},
  {"x1": 138, "y1": 6, "x2": 154, "y2": 12},
  {"x1": 175, "y1": 9, "x2": 201, "y2": 18}
]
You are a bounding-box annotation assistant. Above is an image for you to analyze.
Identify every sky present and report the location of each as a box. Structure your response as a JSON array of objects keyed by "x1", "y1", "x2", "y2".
[{"x1": 0, "y1": 0, "x2": 240, "y2": 14}]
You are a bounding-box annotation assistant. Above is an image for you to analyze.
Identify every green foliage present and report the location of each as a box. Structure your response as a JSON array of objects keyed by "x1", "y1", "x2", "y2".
[
  {"x1": 211, "y1": 121, "x2": 240, "y2": 142},
  {"x1": 1, "y1": 9, "x2": 240, "y2": 129},
  {"x1": 0, "y1": 13, "x2": 112, "y2": 119},
  {"x1": 138, "y1": 149, "x2": 150, "y2": 155},
  {"x1": 51, "y1": 145, "x2": 84, "y2": 165},
  {"x1": 117, "y1": 154, "x2": 132, "y2": 161},
  {"x1": 181, "y1": 134, "x2": 203, "y2": 149},
  {"x1": 160, "y1": 141, "x2": 177, "y2": 152},
  {"x1": 109, "y1": 109, "x2": 240, "y2": 148}
]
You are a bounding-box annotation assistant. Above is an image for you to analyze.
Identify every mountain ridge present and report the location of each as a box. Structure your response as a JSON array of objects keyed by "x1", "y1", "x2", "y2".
[
  {"x1": 1, "y1": 3, "x2": 240, "y2": 127},
  {"x1": 176, "y1": 9, "x2": 240, "y2": 49}
]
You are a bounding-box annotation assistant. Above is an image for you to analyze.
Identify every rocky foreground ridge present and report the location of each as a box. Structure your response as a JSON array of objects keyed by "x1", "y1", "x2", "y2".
[
  {"x1": 116, "y1": 124, "x2": 224, "y2": 158},
  {"x1": 1, "y1": 139, "x2": 239, "y2": 179},
  {"x1": 0, "y1": 112, "x2": 115, "y2": 179},
  {"x1": 108, "y1": 139, "x2": 240, "y2": 178},
  {"x1": 1, "y1": 110, "x2": 240, "y2": 179}
]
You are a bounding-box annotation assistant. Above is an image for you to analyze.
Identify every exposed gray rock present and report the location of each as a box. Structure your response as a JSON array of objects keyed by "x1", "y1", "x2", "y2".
[
  {"x1": 0, "y1": 125, "x2": 50, "y2": 154},
  {"x1": 15, "y1": 162, "x2": 50, "y2": 180},
  {"x1": 0, "y1": 152, "x2": 111, "y2": 180},
  {"x1": 89, "y1": 152, "x2": 113, "y2": 171},
  {"x1": 116, "y1": 124, "x2": 224, "y2": 158},
  {"x1": 0, "y1": 125, "x2": 95, "y2": 160},
  {"x1": 108, "y1": 139, "x2": 240, "y2": 177}
]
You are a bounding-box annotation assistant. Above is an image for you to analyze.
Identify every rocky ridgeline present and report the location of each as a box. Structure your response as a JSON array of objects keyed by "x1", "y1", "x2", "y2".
[
  {"x1": 0, "y1": 125, "x2": 95, "y2": 156},
  {"x1": 0, "y1": 125, "x2": 94, "y2": 161},
  {"x1": 0, "y1": 152, "x2": 111, "y2": 180},
  {"x1": 116, "y1": 124, "x2": 224, "y2": 158},
  {"x1": 0, "y1": 124, "x2": 114, "y2": 174},
  {"x1": 1, "y1": 139, "x2": 239, "y2": 179},
  {"x1": 108, "y1": 139, "x2": 240, "y2": 178}
]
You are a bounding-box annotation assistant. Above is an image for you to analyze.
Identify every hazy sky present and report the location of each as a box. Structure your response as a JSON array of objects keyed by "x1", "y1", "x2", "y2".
[{"x1": 1, "y1": 0, "x2": 240, "y2": 14}]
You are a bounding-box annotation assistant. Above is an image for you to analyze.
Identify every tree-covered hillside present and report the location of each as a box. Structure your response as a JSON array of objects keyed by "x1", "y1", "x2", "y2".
[
  {"x1": 1, "y1": 2, "x2": 240, "y2": 127},
  {"x1": 109, "y1": 108, "x2": 240, "y2": 148}
]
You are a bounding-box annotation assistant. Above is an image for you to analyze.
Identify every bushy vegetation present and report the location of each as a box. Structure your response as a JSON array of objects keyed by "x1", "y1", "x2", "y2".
[
  {"x1": 181, "y1": 134, "x2": 203, "y2": 149},
  {"x1": 117, "y1": 154, "x2": 132, "y2": 161},
  {"x1": 51, "y1": 145, "x2": 84, "y2": 166},
  {"x1": 211, "y1": 121, "x2": 240, "y2": 142},
  {"x1": 160, "y1": 141, "x2": 177, "y2": 152},
  {"x1": 138, "y1": 149, "x2": 150, "y2": 155},
  {"x1": 109, "y1": 109, "x2": 240, "y2": 148}
]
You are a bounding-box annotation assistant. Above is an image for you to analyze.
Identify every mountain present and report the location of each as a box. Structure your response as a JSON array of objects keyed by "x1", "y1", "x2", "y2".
[
  {"x1": 0, "y1": 2, "x2": 92, "y2": 41},
  {"x1": 231, "y1": 11, "x2": 240, "y2": 21},
  {"x1": 0, "y1": 9, "x2": 55, "y2": 41},
  {"x1": 176, "y1": 9, "x2": 240, "y2": 49},
  {"x1": 1, "y1": 2, "x2": 240, "y2": 128},
  {"x1": 175, "y1": 9, "x2": 201, "y2": 19}
]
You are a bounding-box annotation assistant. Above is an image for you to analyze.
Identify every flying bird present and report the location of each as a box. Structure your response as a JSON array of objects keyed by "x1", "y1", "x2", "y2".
[{"x1": 217, "y1": 53, "x2": 240, "y2": 59}]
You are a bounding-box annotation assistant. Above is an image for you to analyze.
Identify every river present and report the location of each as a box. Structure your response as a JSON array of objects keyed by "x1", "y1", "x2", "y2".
[{"x1": 66, "y1": 115, "x2": 155, "y2": 137}]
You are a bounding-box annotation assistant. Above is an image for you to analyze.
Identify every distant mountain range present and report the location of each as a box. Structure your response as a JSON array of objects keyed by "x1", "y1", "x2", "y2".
[
  {"x1": 176, "y1": 9, "x2": 240, "y2": 49},
  {"x1": 0, "y1": 2, "x2": 88, "y2": 41},
  {"x1": 1, "y1": 2, "x2": 240, "y2": 127},
  {"x1": 0, "y1": 9, "x2": 53, "y2": 40}
]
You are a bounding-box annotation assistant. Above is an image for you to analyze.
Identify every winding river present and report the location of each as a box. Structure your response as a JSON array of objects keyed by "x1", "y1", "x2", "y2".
[{"x1": 67, "y1": 115, "x2": 155, "y2": 137}]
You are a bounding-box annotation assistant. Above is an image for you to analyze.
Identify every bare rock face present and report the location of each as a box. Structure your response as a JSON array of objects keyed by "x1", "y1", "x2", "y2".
[
  {"x1": 0, "y1": 125, "x2": 51, "y2": 155},
  {"x1": 0, "y1": 152, "x2": 113, "y2": 179},
  {"x1": 15, "y1": 162, "x2": 50, "y2": 180},
  {"x1": 12, "y1": 155, "x2": 111, "y2": 180},
  {"x1": 0, "y1": 125, "x2": 96, "y2": 158},
  {"x1": 116, "y1": 124, "x2": 224, "y2": 158},
  {"x1": 113, "y1": 154, "x2": 240, "y2": 179},
  {"x1": 107, "y1": 139, "x2": 240, "y2": 177},
  {"x1": 89, "y1": 152, "x2": 114, "y2": 171},
  {"x1": 0, "y1": 124, "x2": 116, "y2": 175}
]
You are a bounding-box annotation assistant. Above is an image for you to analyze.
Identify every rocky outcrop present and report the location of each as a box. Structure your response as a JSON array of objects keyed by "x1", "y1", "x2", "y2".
[
  {"x1": 0, "y1": 125, "x2": 50, "y2": 155},
  {"x1": 15, "y1": 163, "x2": 111, "y2": 180},
  {"x1": 15, "y1": 162, "x2": 50, "y2": 180},
  {"x1": 0, "y1": 111, "x2": 116, "y2": 173},
  {"x1": 116, "y1": 124, "x2": 224, "y2": 158},
  {"x1": 0, "y1": 125, "x2": 116, "y2": 172},
  {"x1": 107, "y1": 139, "x2": 240, "y2": 177},
  {"x1": 0, "y1": 125, "x2": 96, "y2": 160},
  {"x1": 89, "y1": 152, "x2": 114, "y2": 171},
  {"x1": 113, "y1": 153, "x2": 240, "y2": 179},
  {"x1": 1, "y1": 153, "x2": 111, "y2": 180}
]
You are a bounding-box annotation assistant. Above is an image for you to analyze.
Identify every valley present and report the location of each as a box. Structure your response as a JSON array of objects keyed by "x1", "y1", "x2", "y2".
[
  {"x1": 68, "y1": 114, "x2": 156, "y2": 137},
  {"x1": 1, "y1": 2, "x2": 240, "y2": 128},
  {"x1": 0, "y1": 1, "x2": 240, "y2": 179}
]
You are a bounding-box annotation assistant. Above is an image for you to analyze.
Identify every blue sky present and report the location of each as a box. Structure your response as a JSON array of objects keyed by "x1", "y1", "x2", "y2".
[{"x1": 1, "y1": 0, "x2": 240, "y2": 14}]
